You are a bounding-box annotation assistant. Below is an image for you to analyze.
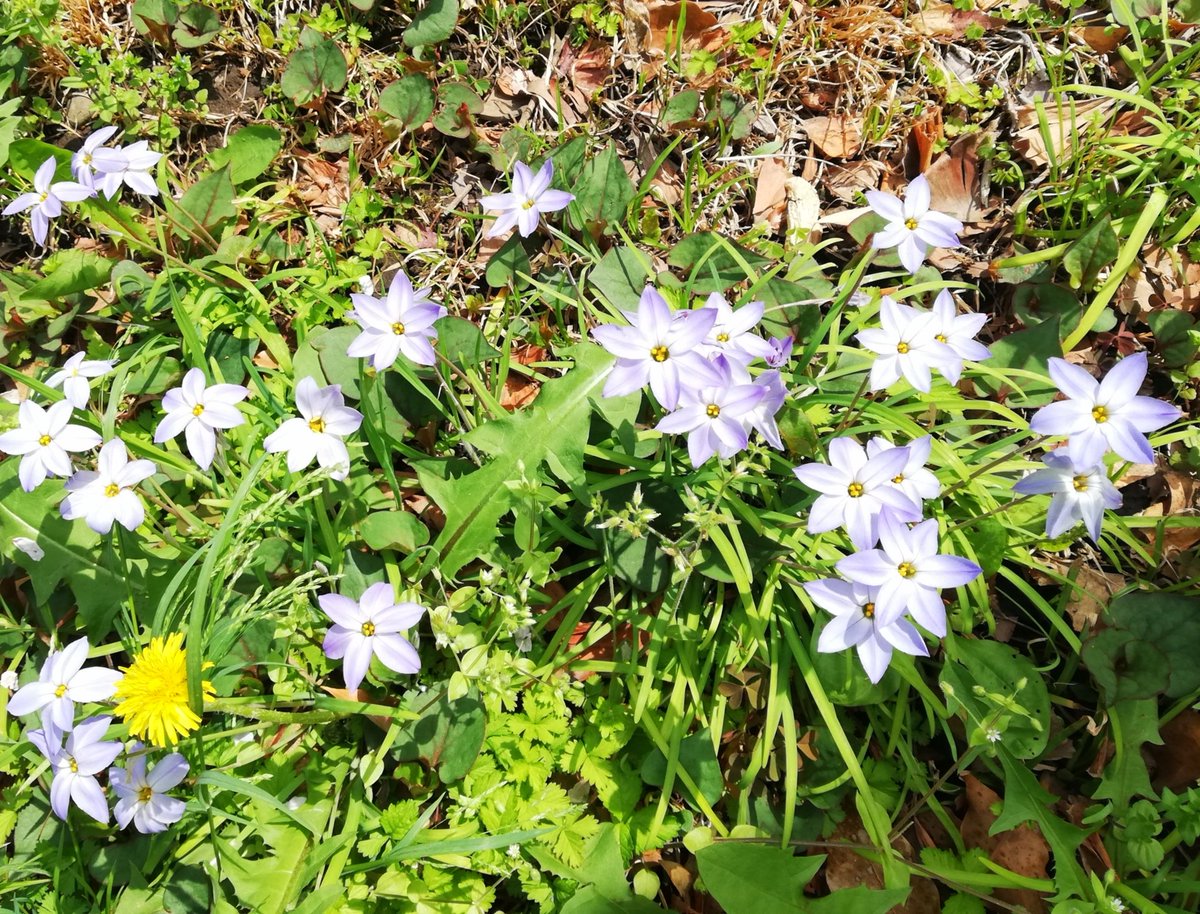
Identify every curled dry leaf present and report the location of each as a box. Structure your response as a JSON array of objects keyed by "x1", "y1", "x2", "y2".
[
  {"x1": 961, "y1": 774, "x2": 1051, "y2": 914},
  {"x1": 800, "y1": 115, "x2": 863, "y2": 159},
  {"x1": 1148, "y1": 710, "x2": 1200, "y2": 792},
  {"x1": 645, "y1": 0, "x2": 727, "y2": 54},
  {"x1": 824, "y1": 813, "x2": 941, "y2": 913},
  {"x1": 905, "y1": 108, "x2": 944, "y2": 176},
  {"x1": 821, "y1": 159, "x2": 884, "y2": 202},
  {"x1": 923, "y1": 133, "x2": 991, "y2": 224}
]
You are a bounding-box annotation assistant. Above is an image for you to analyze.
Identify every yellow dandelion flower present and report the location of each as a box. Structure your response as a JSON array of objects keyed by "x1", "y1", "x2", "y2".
[{"x1": 113, "y1": 633, "x2": 214, "y2": 748}]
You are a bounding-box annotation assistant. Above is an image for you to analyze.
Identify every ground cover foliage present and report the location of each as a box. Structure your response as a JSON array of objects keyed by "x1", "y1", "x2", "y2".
[{"x1": 1, "y1": 0, "x2": 1200, "y2": 911}]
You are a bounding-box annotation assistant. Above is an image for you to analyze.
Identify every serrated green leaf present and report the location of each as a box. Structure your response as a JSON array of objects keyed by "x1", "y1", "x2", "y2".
[{"x1": 696, "y1": 843, "x2": 825, "y2": 913}]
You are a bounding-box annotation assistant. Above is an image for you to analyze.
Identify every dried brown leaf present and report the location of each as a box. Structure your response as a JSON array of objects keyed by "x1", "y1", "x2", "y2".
[
  {"x1": 910, "y1": 2, "x2": 1004, "y2": 38},
  {"x1": 752, "y1": 156, "x2": 790, "y2": 232},
  {"x1": 961, "y1": 774, "x2": 1050, "y2": 914},
  {"x1": 800, "y1": 115, "x2": 863, "y2": 158}
]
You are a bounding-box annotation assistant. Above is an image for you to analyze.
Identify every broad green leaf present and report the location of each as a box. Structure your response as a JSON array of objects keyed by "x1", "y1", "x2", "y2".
[
  {"x1": 432, "y1": 82, "x2": 482, "y2": 138},
  {"x1": 208, "y1": 125, "x2": 282, "y2": 183},
  {"x1": 131, "y1": 0, "x2": 178, "y2": 37},
  {"x1": 162, "y1": 864, "x2": 212, "y2": 914},
  {"x1": 360, "y1": 511, "x2": 429, "y2": 553},
  {"x1": 1147, "y1": 310, "x2": 1196, "y2": 367},
  {"x1": 572, "y1": 145, "x2": 635, "y2": 233},
  {"x1": 125, "y1": 354, "x2": 183, "y2": 395},
  {"x1": 696, "y1": 844, "x2": 825, "y2": 913},
  {"x1": 590, "y1": 246, "x2": 650, "y2": 312},
  {"x1": 378, "y1": 73, "x2": 436, "y2": 132},
  {"x1": 1063, "y1": 217, "x2": 1118, "y2": 290},
  {"x1": 640, "y1": 733, "x2": 723, "y2": 808},
  {"x1": 809, "y1": 887, "x2": 911, "y2": 914},
  {"x1": 941, "y1": 639, "x2": 1050, "y2": 758},
  {"x1": 756, "y1": 276, "x2": 828, "y2": 340},
  {"x1": 1094, "y1": 697, "x2": 1161, "y2": 808},
  {"x1": 560, "y1": 887, "x2": 665, "y2": 914},
  {"x1": 484, "y1": 233, "x2": 531, "y2": 289},
  {"x1": 667, "y1": 232, "x2": 771, "y2": 294},
  {"x1": 975, "y1": 316, "x2": 1061, "y2": 406},
  {"x1": 281, "y1": 34, "x2": 347, "y2": 105},
  {"x1": 967, "y1": 516, "x2": 1007, "y2": 577},
  {"x1": 175, "y1": 165, "x2": 236, "y2": 235},
  {"x1": 662, "y1": 89, "x2": 701, "y2": 126},
  {"x1": 21, "y1": 250, "x2": 115, "y2": 300},
  {"x1": 417, "y1": 343, "x2": 610, "y2": 577},
  {"x1": 0, "y1": 459, "x2": 131, "y2": 638},
  {"x1": 402, "y1": 0, "x2": 459, "y2": 47},
  {"x1": 172, "y1": 4, "x2": 220, "y2": 47},
  {"x1": 308, "y1": 325, "x2": 362, "y2": 398},
  {"x1": 392, "y1": 686, "x2": 486, "y2": 783},
  {"x1": 435, "y1": 316, "x2": 500, "y2": 367},
  {"x1": 1082, "y1": 591, "x2": 1200, "y2": 701}
]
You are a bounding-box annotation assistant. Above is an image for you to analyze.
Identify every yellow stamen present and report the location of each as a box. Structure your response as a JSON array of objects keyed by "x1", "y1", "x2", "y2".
[
  {"x1": 706, "y1": 404, "x2": 720, "y2": 418},
  {"x1": 308, "y1": 417, "x2": 326, "y2": 433},
  {"x1": 521, "y1": 199, "x2": 536, "y2": 209},
  {"x1": 38, "y1": 434, "x2": 52, "y2": 446},
  {"x1": 650, "y1": 345, "x2": 669, "y2": 362},
  {"x1": 896, "y1": 342, "x2": 910, "y2": 354},
  {"x1": 104, "y1": 483, "x2": 120, "y2": 498},
  {"x1": 904, "y1": 217, "x2": 918, "y2": 230},
  {"x1": 138, "y1": 786, "x2": 154, "y2": 803},
  {"x1": 361, "y1": 621, "x2": 376, "y2": 637},
  {"x1": 847, "y1": 482, "x2": 865, "y2": 498},
  {"x1": 935, "y1": 334, "x2": 947, "y2": 343},
  {"x1": 897, "y1": 561, "x2": 917, "y2": 578},
  {"x1": 715, "y1": 333, "x2": 729, "y2": 343},
  {"x1": 192, "y1": 404, "x2": 205, "y2": 417},
  {"x1": 391, "y1": 322, "x2": 406, "y2": 336},
  {"x1": 69, "y1": 758, "x2": 78, "y2": 773},
  {"x1": 1072, "y1": 474, "x2": 1089, "y2": 492},
  {"x1": 55, "y1": 683, "x2": 68, "y2": 698},
  {"x1": 863, "y1": 602, "x2": 875, "y2": 619},
  {"x1": 892, "y1": 474, "x2": 905, "y2": 484},
  {"x1": 1092, "y1": 406, "x2": 1108, "y2": 423}
]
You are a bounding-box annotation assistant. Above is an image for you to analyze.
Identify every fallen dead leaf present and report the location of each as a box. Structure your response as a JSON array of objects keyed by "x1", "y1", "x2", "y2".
[
  {"x1": 822, "y1": 160, "x2": 883, "y2": 202},
  {"x1": 752, "y1": 156, "x2": 790, "y2": 232},
  {"x1": 961, "y1": 774, "x2": 1051, "y2": 914},
  {"x1": 910, "y1": 2, "x2": 1004, "y2": 39},
  {"x1": 1149, "y1": 710, "x2": 1200, "y2": 792},
  {"x1": 825, "y1": 813, "x2": 940, "y2": 913},
  {"x1": 646, "y1": 0, "x2": 727, "y2": 54},
  {"x1": 1072, "y1": 25, "x2": 1130, "y2": 54},
  {"x1": 905, "y1": 108, "x2": 944, "y2": 176},
  {"x1": 923, "y1": 133, "x2": 991, "y2": 224},
  {"x1": 800, "y1": 115, "x2": 863, "y2": 159}
]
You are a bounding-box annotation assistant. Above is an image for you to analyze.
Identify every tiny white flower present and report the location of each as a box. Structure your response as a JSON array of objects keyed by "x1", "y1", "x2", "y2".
[
  {"x1": 0, "y1": 670, "x2": 19, "y2": 690},
  {"x1": 154, "y1": 368, "x2": 249, "y2": 470},
  {"x1": 985, "y1": 727, "x2": 1002, "y2": 743},
  {"x1": 263, "y1": 377, "x2": 363, "y2": 482},
  {"x1": 2, "y1": 157, "x2": 93, "y2": 246},
  {"x1": 91, "y1": 140, "x2": 163, "y2": 198},
  {"x1": 286, "y1": 797, "x2": 305, "y2": 811},
  {"x1": 357, "y1": 275, "x2": 375, "y2": 296},
  {"x1": 514, "y1": 626, "x2": 532, "y2": 654},
  {"x1": 480, "y1": 159, "x2": 574, "y2": 238},
  {"x1": 46, "y1": 351, "x2": 117, "y2": 409},
  {"x1": 11, "y1": 537, "x2": 45, "y2": 560},
  {"x1": 0, "y1": 399, "x2": 102, "y2": 492},
  {"x1": 60, "y1": 439, "x2": 157, "y2": 534},
  {"x1": 110, "y1": 746, "x2": 189, "y2": 833}
]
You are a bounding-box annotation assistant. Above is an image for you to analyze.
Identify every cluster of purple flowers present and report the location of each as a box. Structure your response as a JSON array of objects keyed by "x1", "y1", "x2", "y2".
[
  {"x1": 7, "y1": 638, "x2": 187, "y2": 831},
  {"x1": 3, "y1": 127, "x2": 161, "y2": 246},
  {"x1": 1017, "y1": 353, "x2": 1181, "y2": 540},
  {"x1": 590, "y1": 287, "x2": 793, "y2": 467}
]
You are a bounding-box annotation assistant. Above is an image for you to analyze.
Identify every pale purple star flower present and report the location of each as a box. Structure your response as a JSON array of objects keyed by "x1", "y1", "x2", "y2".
[
  {"x1": 154, "y1": 368, "x2": 249, "y2": 471},
  {"x1": 60, "y1": 439, "x2": 157, "y2": 534},
  {"x1": 929, "y1": 290, "x2": 991, "y2": 384},
  {"x1": 590, "y1": 285, "x2": 724, "y2": 409},
  {"x1": 3, "y1": 157, "x2": 94, "y2": 246},
  {"x1": 1012, "y1": 449, "x2": 1122, "y2": 541},
  {"x1": 319, "y1": 582, "x2": 426, "y2": 693},
  {"x1": 7, "y1": 636, "x2": 122, "y2": 732},
  {"x1": 804, "y1": 578, "x2": 929, "y2": 684},
  {"x1": 346, "y1": 270, "x2": 447, "y2": 369},
  {"x1": 91, "y1": 140, "x2": 162, "y2": 198},
  {"x1": 1029, "y1": 353, "x2": 1182, "y2": 468},
  {"x1": 856, "y1": 296, "x2": 957, "y2": 393},
  {"x1": 480, "y1": 159, "x2": 574, "y2": 238},
  {"x1": 0, "y1": 399, "x2": 102, "y2": 492},
  {"x1": 837, "y1": 513, "x2": 982, "y2": 636},
  {"x1": 655, "y1": 360, "x2": 765, "y2": 467},
  {"x1": 71, "y1": 126, "x2": 121, "y2": 188},
  {"x1": 865, "y1": 174, "x2": 963, "y2": 274},
  {"x1": 46, "y1": 351, "x2": 117, "y2": 409},
  {"x1": 792, "y1": 438, "x2": 923, "y2": 551},
  {"x1": 29, "y1": 716, "x2": 123, "y2": 822},
  {"x1": 693, "y1": 293, "x2": 775, "y2": 366},
  {"x1": 724, "y1": 358, "x2": 786, "y2": 450},
  {"x1": 110, "y1": 746, "x2": 189, "y2": 833},
  {"x1": 865, "y1": 435, "x2": 941, "y2": 507},
  {"x1": 263, "y1": 377, "x2": 363, "y2": 482},
  {"x1": 765, "y1": 335, "x2": 793, "y2": 368}
]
